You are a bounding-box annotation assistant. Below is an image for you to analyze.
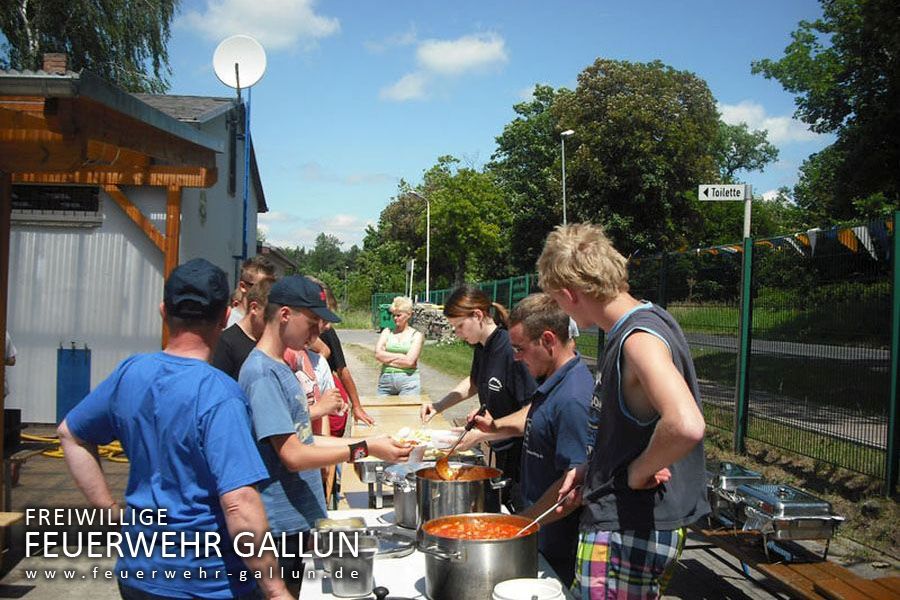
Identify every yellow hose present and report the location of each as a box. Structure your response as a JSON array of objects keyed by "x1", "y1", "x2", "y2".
[{"x1": 20, "y1": 432, "x2": 129, "y2": 463}]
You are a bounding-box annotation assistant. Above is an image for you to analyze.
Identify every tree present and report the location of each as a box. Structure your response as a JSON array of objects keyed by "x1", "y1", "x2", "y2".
[
  {"x1": 752, "y1": 0, "x2": 900, "y2": 221},
  {"x1": 305, "y1": 233, "x2": 345, "y2": 274},
  {"x1": 422, "y1": 156, "x2": 511, "y2": 285},
  {"x1": 0, "y1": 0, "x2": 178, "y2": 93},
  {"x1": 554, "y1": 58, "x2": 720, "y2": 255},
  {"x1": 714, "y1": 122, "x2": 779, "y2": 183},
  {"x1": 488, "y1": 84, "x2": 573, "y2": 273}
]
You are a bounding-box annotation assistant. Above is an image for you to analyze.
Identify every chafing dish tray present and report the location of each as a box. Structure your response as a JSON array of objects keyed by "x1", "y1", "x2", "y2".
[
  {"x1": 707, "y1": 461, "x2": 763, "y2": 491},
  {"x1": 737, "y1": 483, "x2": 844, "y2": 560},
  {"x1": 736, "y1": 483, "x2": 832, "y2": 518},
  {"x1": 706, "y1": 461, "x2": 763, "y2": 526}
]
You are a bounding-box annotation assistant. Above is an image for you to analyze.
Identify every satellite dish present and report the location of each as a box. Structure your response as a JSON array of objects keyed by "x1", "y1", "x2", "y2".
[{"x1": 213, "y1": 34, "x2": 266, "y2": 90}]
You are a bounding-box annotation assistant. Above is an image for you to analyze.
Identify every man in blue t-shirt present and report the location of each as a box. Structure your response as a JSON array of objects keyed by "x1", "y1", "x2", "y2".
[
  {"x1": 58, "y1": 259, "x2": 291, "y2": 600},
  {"x1": 463, "y1": 293, "x2": 595, "y2": 586},
  {"x1": 239, "y1": 275, "x2": 411, "y2": 596}
]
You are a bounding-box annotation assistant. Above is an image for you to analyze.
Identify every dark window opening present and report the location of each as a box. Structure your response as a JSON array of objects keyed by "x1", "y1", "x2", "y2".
[{"x1": 12, "y1": 185, "x2": 100, "y2": 212}]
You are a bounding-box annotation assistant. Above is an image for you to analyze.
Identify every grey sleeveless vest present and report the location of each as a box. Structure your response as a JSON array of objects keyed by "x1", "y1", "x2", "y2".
[{"x1": 581, "y1": 303, "x2": 710, "y2": 532}]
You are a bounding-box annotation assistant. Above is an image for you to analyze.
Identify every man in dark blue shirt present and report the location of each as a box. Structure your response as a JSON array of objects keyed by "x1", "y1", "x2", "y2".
[{"x1": 464, "y1": 293, "x2": 595, "y2": 586}]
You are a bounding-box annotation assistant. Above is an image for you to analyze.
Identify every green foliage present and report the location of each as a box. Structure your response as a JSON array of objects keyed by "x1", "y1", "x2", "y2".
[
  {"x1": 419, "y1": 341, "x2": 474, "y2": 379},
  {"x1": 714, "y1": 121, "x2": 779, "y2": 182},
  {"x1": 553, "y1": 58, "x2": 720, "y2": 255},
  {"x1": 423, "y1": 157, "x2": 511, "y2": 284},
  {"x1": 0, "y1": 0, "x2": 177, "y2": 93},
  {"x1": 752, "y1": 0, "x2": 900, "y2": 219},
  {"x1": 488, "y1": 84, "x2": 572, "y2": 273},
  {"x1": 333, "y1": 308, "x2": 371, "y2": 330}
]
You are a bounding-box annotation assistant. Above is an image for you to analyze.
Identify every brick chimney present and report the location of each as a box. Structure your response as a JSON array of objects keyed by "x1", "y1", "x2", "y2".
[{"x1": 42, "y1": 53, "x2": 68, "y2": 75}]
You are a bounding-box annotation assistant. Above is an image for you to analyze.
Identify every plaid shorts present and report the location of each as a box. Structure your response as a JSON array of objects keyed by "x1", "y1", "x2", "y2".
[{"x1": 572, "y1": 528, "x2": 686, "y2": 599}]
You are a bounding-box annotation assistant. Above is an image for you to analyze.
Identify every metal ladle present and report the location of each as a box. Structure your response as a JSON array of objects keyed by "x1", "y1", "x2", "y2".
[
  {"x1": 435, "y1": 404, "x2": 487, "y2": 480},
  {"x1": 514, "y1": 486, "x2": 582, "y2": 536}
]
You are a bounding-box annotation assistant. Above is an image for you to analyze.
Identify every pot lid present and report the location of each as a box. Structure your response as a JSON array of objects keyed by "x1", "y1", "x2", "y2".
[
  {"x1": 383, "y1": 461, "x2": 434, "y2": 483},
  {"x1": 373, "y1": 585, "x2": 415, "y2": 600}
]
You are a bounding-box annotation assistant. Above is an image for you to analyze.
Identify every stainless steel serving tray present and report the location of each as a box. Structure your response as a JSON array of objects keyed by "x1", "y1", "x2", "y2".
[
  {"x1": 707, "y1": 461, "x2": 763, "y2": 491},
  {"x1": 742, "y1": 506, "x2": 844, "y2": 541},
  {"x1": 736, "y1": 483, "x2": 832, "y2": 518}
]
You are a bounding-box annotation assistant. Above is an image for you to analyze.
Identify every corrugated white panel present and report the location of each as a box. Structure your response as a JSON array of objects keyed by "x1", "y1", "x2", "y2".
[{"x1": 6, "y1": 195, "x2": 165, "y2": 423}]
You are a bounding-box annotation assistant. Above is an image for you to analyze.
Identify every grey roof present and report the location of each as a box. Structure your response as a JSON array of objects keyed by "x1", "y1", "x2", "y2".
[
  {"x1": 0, "y1": 69, "x2": 222, "y2": 152},
  {"x1": 131, "y1": 94, "x2": 236, "y2": 123}
]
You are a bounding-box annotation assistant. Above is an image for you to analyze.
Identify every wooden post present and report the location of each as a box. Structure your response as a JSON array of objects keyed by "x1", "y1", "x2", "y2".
[{"x1": 161, "y1": 186, "x2": 182, "y2": 348}]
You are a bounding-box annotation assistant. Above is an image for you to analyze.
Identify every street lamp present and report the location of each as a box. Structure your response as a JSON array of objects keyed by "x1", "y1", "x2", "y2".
[
  {"x1": 408, "y1": 190, "x2": 430, "y2": 303},
  {"x1": 560, "y1": 129, "x2": 574, "y2": 225}
]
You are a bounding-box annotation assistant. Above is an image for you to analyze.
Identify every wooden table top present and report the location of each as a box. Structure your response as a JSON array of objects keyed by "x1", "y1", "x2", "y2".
[{"x1": 358, "y1": 394, "x2": 431, "y2": 407}]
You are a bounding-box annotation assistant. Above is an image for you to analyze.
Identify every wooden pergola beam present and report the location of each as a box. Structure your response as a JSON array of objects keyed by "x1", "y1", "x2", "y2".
[
  {"x1": 103, "y1": 185, "x2": 166, "y2": 252},
  {"x1": 161, "y1": 186, "x2": 182, "y2": 347},
  {"x1": 12, "y1": 165, "x2": 216, "y2": 188}
]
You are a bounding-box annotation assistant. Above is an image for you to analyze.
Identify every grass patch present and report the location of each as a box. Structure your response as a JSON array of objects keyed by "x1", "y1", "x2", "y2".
[
  {"x1": 668, "y1": 301, "x2": 889, "y2": 347},
  {"x1": 419, "y1": 341, "x2": 474, "y2": 380},
  {"x1": 335, "y1": 308, "x2": 374, "y2": 330},
  {"x1": 745, "y1": 416, "x2": 885, "y2": 478},
  {"x1": 345, "y1": 343, "x2": 380, "y2": 369},
  {"x1": 691, "y1": 349, "x2": 887, "y2": 414},
  {"x1": 575, "y1": 332, "x2": 600, "y2": 359}
]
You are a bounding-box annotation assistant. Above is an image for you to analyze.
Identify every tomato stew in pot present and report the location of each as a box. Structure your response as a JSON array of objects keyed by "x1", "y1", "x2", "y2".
[
  {"x1": 423, "y1": 516, "x2": 523, "y2": 540},
  {"x1": 417, "y1": 465, "x2": 500, "y2": 482}
]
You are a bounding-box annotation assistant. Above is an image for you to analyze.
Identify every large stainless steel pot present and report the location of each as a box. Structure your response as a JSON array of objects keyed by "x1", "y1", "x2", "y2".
[
  {"x1": 415, "y1": 465, "x2": 508, "y2": 527},
  {"x1": 418, "y1": 513, "x2": 538, "y2": 600},
  {"x1": 384, "y1": 462, "x2": 434, "y2": 529}
]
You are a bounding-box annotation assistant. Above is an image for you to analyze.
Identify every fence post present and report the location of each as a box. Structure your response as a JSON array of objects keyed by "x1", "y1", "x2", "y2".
[
  {"x1": 887, "y1": 211, "x2": 900, "y2": 495},
  {"x1": 733, "y1": 237, "x2": 754, "y2": 454},
  {"x1": 658, "y1": 252, "x2": 669, "y2": 309}
]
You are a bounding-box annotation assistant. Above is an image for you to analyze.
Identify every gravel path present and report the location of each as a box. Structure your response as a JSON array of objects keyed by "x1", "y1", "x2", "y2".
[{"x1": 335, "y1": 328, "x2": 480, "y2": 426}]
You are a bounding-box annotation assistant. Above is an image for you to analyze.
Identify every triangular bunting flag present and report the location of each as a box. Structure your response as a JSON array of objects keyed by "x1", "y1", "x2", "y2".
[
  {"x1": 852, "y1": 226, "x2": 877, "y2": 260},
  {"x1": 837, "y1": 228, "x2": 858, "y2": 253}
]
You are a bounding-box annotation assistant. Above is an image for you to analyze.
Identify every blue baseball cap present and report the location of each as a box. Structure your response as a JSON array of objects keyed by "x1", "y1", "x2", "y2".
[
  {"x1": 164, "y1": 258, "x2": 229, "y2": 319},
  {"x1": 269, "y1": 275, "x2": 341, "y2": 323}
]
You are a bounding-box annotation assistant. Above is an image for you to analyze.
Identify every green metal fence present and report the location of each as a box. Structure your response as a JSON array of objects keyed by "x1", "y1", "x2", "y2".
[
  {"x1": 627, "y1": 219, "x2": 895, "y2": 491},
  {"x1": 371, "y1": 217, "x2": 899, "y2": 493}
]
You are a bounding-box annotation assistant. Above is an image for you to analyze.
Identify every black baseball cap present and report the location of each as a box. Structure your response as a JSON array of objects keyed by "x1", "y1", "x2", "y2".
[
  {"x1": 164, "y1": 258, "x2": 230, "y2": 319},
  {"x1": 269, "y1": 275, "x2": 342, "y2": 323}
]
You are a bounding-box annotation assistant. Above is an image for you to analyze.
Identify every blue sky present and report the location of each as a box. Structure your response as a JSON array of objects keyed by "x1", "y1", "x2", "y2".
[{"x1": 168, "y1": 0, "x2": 831, "y2": 250}]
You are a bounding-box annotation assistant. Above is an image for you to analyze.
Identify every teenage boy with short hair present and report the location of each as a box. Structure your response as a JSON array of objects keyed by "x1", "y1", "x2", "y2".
[
  {"x1": 238, "y1": 275, "x2": 411, "y2": 595},
  {"x1": 529, "y1": 223, "x2": 709, "y2": 599}
]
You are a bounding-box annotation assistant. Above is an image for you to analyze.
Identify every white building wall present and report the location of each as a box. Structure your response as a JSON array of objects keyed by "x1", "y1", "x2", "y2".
[
  {"x1": 179, "y1": 112, "x2": 260, "y2": 289},
  {"x1": 6, "y1": 189, "x2": 166, "y2": 423},
  {"x1": 5, "y1": 107, "x2": 263, "y2": 423}
]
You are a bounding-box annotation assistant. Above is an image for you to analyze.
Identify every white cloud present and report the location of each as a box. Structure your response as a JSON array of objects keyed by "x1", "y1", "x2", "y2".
[
  {"x1": 179, "y1": 0, "x2": 339, "y2": 51},
  {"x1": 379, "y1": 73, "x2": 428, "y2": 101},
  {"x1": 762, "y1": 189, "x2": 781, "y2": 202},
  {"x1": 298, "y1": 162, "x2": 398, "y2": 185},
  {"x1": 263, "y1": 213, "x2": 372, "y2": 249},
  {"x1": 365, "y1": 26, "x2": 418, "y2": 53},
  {"x1": 258, "y1": 211, "x2": 295, "y2": 223},
  {"x1": 416, "y1": 32, "x2": 508, "y2": 76},
  {"x1": 719, "y1": 101, "x2": 820, "y2": 144},
  {"x1": 517, "y1": 86, "x2": 537, "y2": 102},
  {"x1": 379, "y1": 32, "x2": 508, "y2": 103}
]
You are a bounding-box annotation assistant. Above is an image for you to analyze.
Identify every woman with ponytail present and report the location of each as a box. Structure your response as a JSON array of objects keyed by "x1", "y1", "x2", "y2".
[{"x1": 420, "y1": 284, "x2": 537, "y2": 509}]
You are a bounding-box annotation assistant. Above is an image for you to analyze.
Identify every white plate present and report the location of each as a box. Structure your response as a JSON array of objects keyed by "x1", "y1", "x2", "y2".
[{"x1": 427, "y1": 429, "x2": 458, "y2": 449}]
